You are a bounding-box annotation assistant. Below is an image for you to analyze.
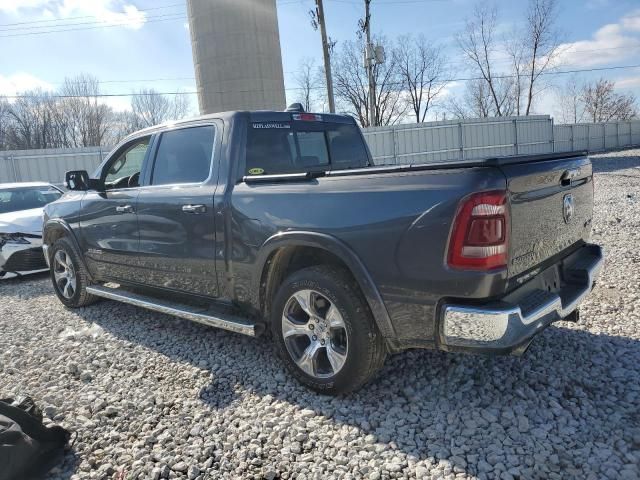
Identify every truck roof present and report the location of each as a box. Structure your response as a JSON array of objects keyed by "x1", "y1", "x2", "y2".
[{"x1": 122, "y1": 110, "x2": 356, "y2": 143}]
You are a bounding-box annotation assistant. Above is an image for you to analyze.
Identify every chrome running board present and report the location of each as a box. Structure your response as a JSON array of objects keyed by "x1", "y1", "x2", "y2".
[{"x1": 86, "y1": 285, "x2": 257, "y2": 337}]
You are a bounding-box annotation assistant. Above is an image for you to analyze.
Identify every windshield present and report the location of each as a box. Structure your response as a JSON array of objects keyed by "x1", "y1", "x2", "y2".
[{"x1": 0, "y1": 186, "x2": 62, "y2": 214}]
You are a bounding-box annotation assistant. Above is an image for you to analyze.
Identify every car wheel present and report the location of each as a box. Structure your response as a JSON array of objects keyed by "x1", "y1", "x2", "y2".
[
  {"x1": 50, "y1": 237, "x2": 98, "y2": 308},
  {"x1": 271, "y1": 265, "x2": 386, "y2": 395}
]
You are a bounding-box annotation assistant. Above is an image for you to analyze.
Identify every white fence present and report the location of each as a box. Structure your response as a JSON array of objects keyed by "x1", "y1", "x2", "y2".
[
  {"x1": 364, "y1": 115, "x2": 554, "y2": 165},
  {"x1": 0, "y1": 147, "x2": 107, "y2": 185},
  {"x1": 2, "y1": 117, "x2": 640, "y2": 184},
  {"x1": 553, "y1": 121, "x2": 640, "y2": 153}
]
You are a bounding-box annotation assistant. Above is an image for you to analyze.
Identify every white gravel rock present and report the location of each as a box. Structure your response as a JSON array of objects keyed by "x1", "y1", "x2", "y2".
[{"x1": 1, "y1": 149, "x2": 639, "y2": 479}]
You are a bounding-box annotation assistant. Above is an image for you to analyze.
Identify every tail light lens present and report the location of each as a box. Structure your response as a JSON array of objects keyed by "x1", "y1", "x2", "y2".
[{"x1": 447, "y1": 190, "x2": 509, "y2": 270}]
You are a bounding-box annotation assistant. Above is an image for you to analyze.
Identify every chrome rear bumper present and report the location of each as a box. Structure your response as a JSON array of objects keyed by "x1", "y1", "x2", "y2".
[{"x1": 439, "y1": 244, "x2": 603, "y2": 354}]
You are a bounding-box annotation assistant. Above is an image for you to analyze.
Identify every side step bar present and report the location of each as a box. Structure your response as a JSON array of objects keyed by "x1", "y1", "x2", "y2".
[{"x1": 86, "y1": 285, "x2": 257, "y2": 337}]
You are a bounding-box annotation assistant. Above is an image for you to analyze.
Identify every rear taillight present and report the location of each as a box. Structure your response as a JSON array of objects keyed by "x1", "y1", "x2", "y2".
[{"x1": 447, "y1": 190, "x2": 509, "y2": 270}]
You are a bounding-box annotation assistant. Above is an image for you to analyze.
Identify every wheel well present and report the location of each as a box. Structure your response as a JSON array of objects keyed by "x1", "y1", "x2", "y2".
[
  {"x1": 260, "y1": 246, "x2": 356, "y2": 320},
  {"x1": 43, "y1": 226, "x2": 68, "y2": 250}
]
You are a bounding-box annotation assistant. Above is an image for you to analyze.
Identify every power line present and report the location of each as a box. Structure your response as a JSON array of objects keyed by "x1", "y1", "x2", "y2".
[
  {"x1": 0, "y1": 2, "x2": 186, "y2": 28},
  {"x1": 0, "y1": 15, "x2": 187, "y2": 38},
  {"x1": 3, "y1": 63, "x2": 640, "y2": 99},
  {"x1": 0, "y1": 12, "x2": 187, "y2": 33}
]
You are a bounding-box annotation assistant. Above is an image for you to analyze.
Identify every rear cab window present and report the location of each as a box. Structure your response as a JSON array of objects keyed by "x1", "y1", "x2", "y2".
[{"x1": 245, "y1": 113, "x2": 370, "y2": 177}]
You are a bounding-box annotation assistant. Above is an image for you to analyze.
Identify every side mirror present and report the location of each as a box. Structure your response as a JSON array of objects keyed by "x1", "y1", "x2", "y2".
[{"x1": 65, "y1": 170, "x2": 91, "y2": 191}]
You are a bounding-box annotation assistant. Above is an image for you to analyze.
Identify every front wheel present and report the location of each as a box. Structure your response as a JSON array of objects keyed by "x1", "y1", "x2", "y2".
[
  {"x1": 271, "y1": 265, "x2": 386, "y2": 395},
  {"x1": 50, "y1": 237, "x2": 98, "y2": 308}
]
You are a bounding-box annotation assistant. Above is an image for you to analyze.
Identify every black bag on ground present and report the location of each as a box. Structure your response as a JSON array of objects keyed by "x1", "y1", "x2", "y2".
[{"x1": 0, "y1": 396, "x2": 70, "y2": 480}]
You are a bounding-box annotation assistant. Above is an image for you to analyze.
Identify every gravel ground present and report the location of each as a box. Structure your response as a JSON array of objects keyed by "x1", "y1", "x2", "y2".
[{"x1": 1, "y1": 149, "x2": 639, "y2": 480}]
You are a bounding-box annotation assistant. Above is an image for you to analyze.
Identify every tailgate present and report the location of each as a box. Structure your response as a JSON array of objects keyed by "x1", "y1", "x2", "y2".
[{"x1": 501, "y1": 155, "x2": 593, "y2": 279}]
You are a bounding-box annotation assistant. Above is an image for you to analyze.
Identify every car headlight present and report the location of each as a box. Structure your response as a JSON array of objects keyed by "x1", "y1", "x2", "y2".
[{"x1": 0, "y1": 234, "x2": 31, "y2": 248}]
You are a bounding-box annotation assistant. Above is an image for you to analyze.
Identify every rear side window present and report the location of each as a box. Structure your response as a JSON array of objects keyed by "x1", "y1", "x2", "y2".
[
  {"x1": 245, "y1": 122, "x2": 368, "y2": 176},
  {"x1": 152, "y1": 126, "x2": 215, "y2": 186}
]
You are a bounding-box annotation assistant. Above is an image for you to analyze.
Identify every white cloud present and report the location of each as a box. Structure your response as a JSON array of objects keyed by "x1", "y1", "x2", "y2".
[
  {"x1": 615, "y1": 76, "x2": 640, "y2": 90},
  {"x1": 0, "y1": 0, "x2": 48, "y2": 14},
  {"x1": 0, "y1": 0, "x2": 147, "y2": 30},
  {"x1": 0, "y1": 72, "x2": 54, "y2": 97},
  {"x1": 556, "y1": 10, "x2": 640, "y2": 68},
  {"x1": 99, "y1": 95, "x2": 132, "y2": 112}
]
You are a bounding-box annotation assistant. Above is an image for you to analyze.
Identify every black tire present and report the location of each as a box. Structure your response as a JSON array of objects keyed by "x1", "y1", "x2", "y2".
[
  {"x1": 271, "y1": 265, "x2": 386, "y2": 395},
  {"x1": 49, "y1": 237, "x2": 98, "y2": 308}
]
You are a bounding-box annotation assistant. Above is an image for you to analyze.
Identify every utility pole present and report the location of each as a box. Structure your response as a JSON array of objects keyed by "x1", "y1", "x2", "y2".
[
  {"x1": 364, "y1": 0, "x2": 376, "y2": 127},
  {"x1": 315, "y1": 0, "x2": 336, "y2": 113}
]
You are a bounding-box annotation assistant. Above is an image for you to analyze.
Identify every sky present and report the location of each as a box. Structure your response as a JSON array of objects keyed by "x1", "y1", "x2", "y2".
[{"x1": 1, "y1": 0, "x2": 639, "y2": 121}]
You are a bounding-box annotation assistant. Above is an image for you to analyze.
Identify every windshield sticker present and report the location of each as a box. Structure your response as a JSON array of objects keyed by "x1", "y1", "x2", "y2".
[
  {"x1": 248, "y1": 168, "x2": 265, "y2": 175},
  {"x1": 252, "y1": 122, "x2": 291, "y2": 129}
]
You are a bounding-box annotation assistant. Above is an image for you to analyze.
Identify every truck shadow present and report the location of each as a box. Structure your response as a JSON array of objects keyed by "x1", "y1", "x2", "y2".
[
  {"x1": 0, "y1": 272, "x2": 52, "y2": 299},
  {"x1": 591, "y1": 152, "x2": 640, "y2": 174},
  {"x1": 78, "y1": 302, "x2": 639, "y2": 479}
]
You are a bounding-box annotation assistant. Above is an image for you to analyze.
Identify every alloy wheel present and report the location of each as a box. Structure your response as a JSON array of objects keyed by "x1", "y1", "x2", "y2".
[
  {"x1": 53, "y1": 250, "x2": 77, "y2": 299},
  {"x1": 281, "y1": 289, "x2": 349, "y2": 379}
]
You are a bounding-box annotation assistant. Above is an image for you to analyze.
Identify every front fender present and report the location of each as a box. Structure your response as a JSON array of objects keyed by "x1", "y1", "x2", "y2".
[
  {"x1": 254, "y1": 231, "x2": 397, "y2": 342},
  {"x1": 43, "y1": 219, "x2": 93, "y2": 282}
]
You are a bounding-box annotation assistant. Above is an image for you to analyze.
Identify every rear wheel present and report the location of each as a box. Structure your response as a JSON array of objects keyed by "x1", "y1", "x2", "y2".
[
  {"x1": 271, "y1": 265, "x2": 386, "y2": 395},
  {"x1": 50, "y1": 237, "x2": 98, "y2": 308}
]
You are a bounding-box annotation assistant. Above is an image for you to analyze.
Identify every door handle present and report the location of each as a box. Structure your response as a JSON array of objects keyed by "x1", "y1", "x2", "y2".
[
  {"x1": 115, "y1": 205, "x2": 134, "y2": 214},
  {"x1": 182, "y1": 204, "x2": 207, "y2": 214}
]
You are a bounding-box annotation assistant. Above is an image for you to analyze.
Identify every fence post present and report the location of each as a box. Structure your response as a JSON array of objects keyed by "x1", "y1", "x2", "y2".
[
  {"x1": 570, "y1": 125, "x2": 574, "y2": 152},
  {"x1": 458, "y1": 122, "x2": 464, "y2": 160},
  {"x1": 550, "y1": 118, "x2": 555, "y2": 153},
  {"x1": 392, "y1": 128, "x2": 399, "y2": 165},
  {"x1": 513, "y1": 119, "x2": 519, "y2": 155},
  {"x1": 9, "y1": 155, "x2": 19, "y2": 182},
  {"x1": 602, "y1": 123, "x2": 606, "y2": 152}
]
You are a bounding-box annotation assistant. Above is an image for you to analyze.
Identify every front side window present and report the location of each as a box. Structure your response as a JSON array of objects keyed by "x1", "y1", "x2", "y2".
[
  {"x1": 151, "y1": 126, "x2": 215, "y2": 186},
  {"x1": 0, "y1": 186, "x2": 62, "y2": 214},
  {"x1": 103, "y1": 137, "x2": 150, "y2": 190}
]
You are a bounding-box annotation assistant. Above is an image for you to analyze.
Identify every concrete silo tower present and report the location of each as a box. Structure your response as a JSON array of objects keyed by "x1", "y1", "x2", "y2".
[{"x1": 186, "y1": 0, "x2": 287, "y2": 114}]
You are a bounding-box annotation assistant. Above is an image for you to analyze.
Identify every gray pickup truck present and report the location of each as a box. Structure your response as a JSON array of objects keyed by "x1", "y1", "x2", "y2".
[{"x1": 43, "y1": 109, "x2": 603, "y2": 394}]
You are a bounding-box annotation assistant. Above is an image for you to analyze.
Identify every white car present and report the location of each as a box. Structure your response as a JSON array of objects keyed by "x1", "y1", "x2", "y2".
[{"x1": 0, "y1": 182, "x2": 63, "y2": 278}]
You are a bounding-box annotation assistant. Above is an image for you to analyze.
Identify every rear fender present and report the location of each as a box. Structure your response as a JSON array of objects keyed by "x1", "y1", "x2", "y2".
[{"x1": 254, "y1": 231, "x2": 397, "y2": 344}]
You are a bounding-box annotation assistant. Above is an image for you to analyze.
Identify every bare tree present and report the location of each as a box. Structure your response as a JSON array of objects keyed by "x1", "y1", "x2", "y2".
[
  {"x1": 457, "y1": 5, "x2": 513, "y2": 117},
  {"x1": 131, "y1": 89, "x2": 191, "y2": 128},
  {"x1": 103, "y1": 110, "x2": 140, "y2": 146},
  {"x1": 6, "y1": 90, "x2": 59, "y2": 150},
  {"x1": 396, "y1": 34, "x2": 450, "y2": 123},
  {"x1": 446, "y1": 79, "x2": 494, "y2": 119},
  {"x1": 556, "y1": 76, "x2": 584, "y2": 123},
  {"x1": 0, "y1": 100, "x2": 11, "y2": 150},
  {"x1": 518, "y1": 0, "x2": 561, "y2": 115},
  {"x1": 581, "y1": 79, "x2": 637, "y2": 123},
  {"x1": 505, "y1": 31, "x2": 526, "y2": 116},
  {"x1": 292, "y1": 58, "x2": 324, "y2": 112},
  {"x1": 333, "y1": 36, "x2": 406, "y2": 127},
  {"x1": 59, "y1": 74, "x2": 112, "y2": 147}
]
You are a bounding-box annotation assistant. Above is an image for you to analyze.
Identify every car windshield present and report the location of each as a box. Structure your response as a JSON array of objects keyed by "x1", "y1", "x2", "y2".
[{"x1": 0, "y1": 186, "x2": 62, "y2": 214}]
